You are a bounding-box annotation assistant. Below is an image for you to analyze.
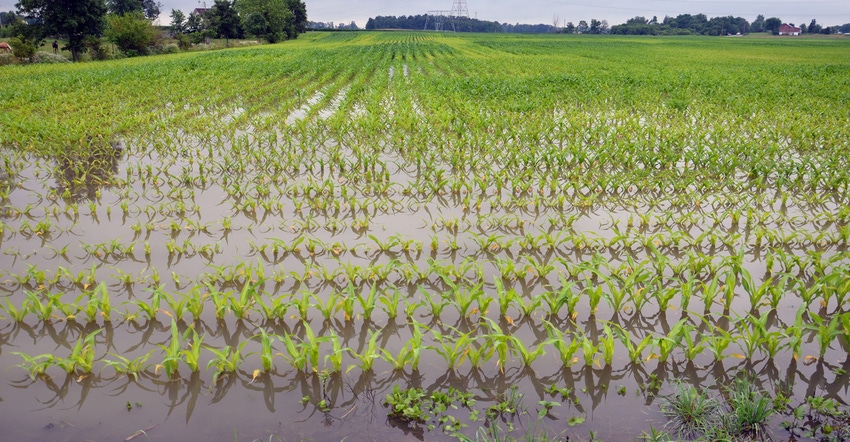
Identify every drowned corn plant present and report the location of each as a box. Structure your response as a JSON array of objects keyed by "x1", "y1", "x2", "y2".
[
  {"x1": 544, "y1": 321, "x2": 580, "y2": 367},
  {"x1": 611, "y1": 323, "x2": 654, "y2": 364},
  {"x1": 157, "y1": 319, "x2": 192, "y2": 380},
  {"x1": 250, "y1": 328, "x2": 279, "y2": 373},
  {"x1": 348, "y1": 330, "x2": 382, "y2": 372},
  {"x1": 380, "y1": 321, "x2": 424, "y2": 371},
  {"x1": 428, "y1": 327, "x2": 475, "y2": 371},
  {"x1": 52, "y1": 329, "x2": 102, "y2": 374},
  {"x1": 103, "y1": 350, "x2": 155, "y2": 379}
]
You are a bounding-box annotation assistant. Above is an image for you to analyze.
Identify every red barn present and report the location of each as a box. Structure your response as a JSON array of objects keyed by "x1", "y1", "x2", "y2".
[{"x1": 778, "y1": 24, "x2": 801, "y2": 35}]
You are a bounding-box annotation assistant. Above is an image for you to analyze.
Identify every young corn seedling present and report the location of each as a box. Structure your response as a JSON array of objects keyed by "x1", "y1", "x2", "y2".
[
  {"x1": 599, "y1": 324, "x2": 617, "y2": 366},
  {"x1": 12, "y1": 352, "x2": 53, "y2": 380},
  {"x1": 611, "y1": 323, "x2": 654, "y2": 364},
  {"x1": 354, "y1": 283, "x2": 379, "y2": 320},
  {"x1": 25, "y1": 290, "x2": 61, "y2": 322},
  {"x1": 428, "y1": 327, "x2": 474, "y2": 371},
  {"x1": 229, "y1": 280, "x2": 262, "y2": 320},
  {"x1": 543, "y1": 321, "x2": 580, "y2": 367},
  {"x1": 279, "y1": 332, "x2": 309, "y2": 372},
  {"x1": 323, "y1": 331, "x2": 345, "y2": 373},
  {"x1": 158, "y1": 319, "x2": 186, "y2": 380},
  {"x1": 206, "y1": 343, "x2": 249, "y2": 384},
  {"x1": 103, "y1": 350, "x2": 155, "y2": 379},
  {"x1": 807, "y1": 312, "x2": 842, "y2": 358},
  {"x1": 182, "y1": 326, "x2": 204, "y2": 372},
  {"x1": 251, "y1": 328, "x2": 279, "y2": 373},
  {"x1": 1, "y1": 297, "x2": 31, "y2": 322},
  {"x1": 347, "y1": 330, "x2": 382, "y2": 372},
  {"x1": 54, "y1": 328, "x2": 102, "y2": 374}
]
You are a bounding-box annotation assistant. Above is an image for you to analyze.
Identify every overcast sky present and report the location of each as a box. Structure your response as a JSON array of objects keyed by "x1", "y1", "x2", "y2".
[{"x1": 3, "y1": 0, "x2": 850, "y2": 28}]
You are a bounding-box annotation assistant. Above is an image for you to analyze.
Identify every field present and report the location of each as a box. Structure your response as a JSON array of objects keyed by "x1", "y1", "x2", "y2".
[{"x1": 1, "y1": 31, "x2": 850, "y2": 441}]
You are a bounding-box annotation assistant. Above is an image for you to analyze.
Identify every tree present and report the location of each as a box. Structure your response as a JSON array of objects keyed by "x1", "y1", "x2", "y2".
[
  {"x1": 751, "y1": 14, "x2": 765, "y2": 32},
  {"x1": 185, "y1": 11, "x2": 205, "y2": 34},
  {"x1": 108, "y1": 0, "x2": 160, "y2": 20},
  {"x1": 210, "y1": 0, "x2": 242, "y2": 43},
  {"x1": 107, "y1": 0, "x2": 137, "y2": 15},
  {"x1": 237, "y1": 0, "x2": 291, "y2": 43},
  {"x1": 170, "y1": 9, "x2": 185, "y2": 34},
  {"x1": 590, "y1": 18, "x2": 601, "y2": 34},
  {"x1": 808, "y1": 19, "x2": 821, "y2": 34},
  {"x1": 16, "y1": 0, "x2": 107, "y2": 61},
  {"x1": 141, "y1": 0, "x2": 160, "y2": 20},
  {"x1": 577, "y1": 20, "x2": 588, "y2": 33},
  {"x1": 8, "y1": 34, "x2": 37, "y2": 61},
  {"x1": 105, "y1": 11, "x2": 157, "y2": 55},
  {"x1": 286, "y1": 0, "x2": 307, "y2": 35},
  {"x1": 764, "y1": 17, "x2": 782, "y2": 35},
  {"x1": 564, "y1": 21, "x2": 575, "y2": 34}
]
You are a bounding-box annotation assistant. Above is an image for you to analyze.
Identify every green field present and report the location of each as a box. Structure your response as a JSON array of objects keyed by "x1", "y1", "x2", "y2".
[{"x1": 1, "y1": 32, "x2": 850, "y2": 441}]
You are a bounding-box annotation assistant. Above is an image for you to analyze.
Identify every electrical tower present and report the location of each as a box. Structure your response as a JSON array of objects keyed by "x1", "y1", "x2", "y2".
[
  {"x1": 450, "y1": 0, "x2": 470, "y2": 22},
  {"x1": 426, "y1": 0, "x2": 470, "y2": 32},
  {"x1": 425, "y1": 11, "x2": 450, "y2": 31}
]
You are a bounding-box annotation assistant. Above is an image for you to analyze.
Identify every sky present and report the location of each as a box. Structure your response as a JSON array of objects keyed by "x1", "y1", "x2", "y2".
[{"x1": 2, "y1": 0, "x2": 849, "y2": 28}]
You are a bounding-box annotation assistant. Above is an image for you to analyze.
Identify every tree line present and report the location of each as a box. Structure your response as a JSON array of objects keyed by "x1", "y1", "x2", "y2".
[
  {"x1": 365, "y1": 12, "x2": 850, "y2": 36},
  {"x1": 610, "y1": 15, "x2": 848, "y2": 35},
  {"x1": 366, "y1": 15, "x2": 552, "y2": 34},
  {"x1": 1, "y1": 0, "x2": 307, "y2": 62},
  {"x1": 169, "y1": 0, "x2": 307, "y2": 46}
]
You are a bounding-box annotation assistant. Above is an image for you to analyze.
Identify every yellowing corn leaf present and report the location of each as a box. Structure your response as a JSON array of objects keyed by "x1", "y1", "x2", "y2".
[
  {"x1": 252, "y1": 369, "x2": 261, "y2": 382},
  {"x1": 804, "y1": 356, "x2": 818, "y2": 366}
]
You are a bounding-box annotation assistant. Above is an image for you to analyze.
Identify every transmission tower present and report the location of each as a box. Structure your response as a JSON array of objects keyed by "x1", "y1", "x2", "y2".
[
  {"x1": 425, "y1": 10, "x2": 450, "y2": 31},
  {"x1": 449, "y1": 0, "x2": 470, "y2": 32},
  {"x1": 450, "y1": 0, "x2": 470, "y2": 21},
  {"x1": 426, "y1": 0, "x2": 470, "y2": 32}
]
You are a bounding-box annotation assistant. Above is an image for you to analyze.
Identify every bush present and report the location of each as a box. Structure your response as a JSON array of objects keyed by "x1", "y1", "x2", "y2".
[
  {"x1": 0, "y1": 53, "x2": 16, "y2": 66},
  {"x1": 105, "y1": 12, "x2": 158, "y2": 56},
  {"x1": 84, "y1": 36, "x2": 111, "y2": 60},
  {"x1": 8, "y1": 35, "x2": 36, "y2": 62},
  {"x1": 32, "y1": 51, "x2": 70, "y2": 63},
  {"x1": 175, "y1": 33, "x2": 192, "y2": 50},
  {"x1": 151, "y1": 43, "x2": 180, "y2": 54}
]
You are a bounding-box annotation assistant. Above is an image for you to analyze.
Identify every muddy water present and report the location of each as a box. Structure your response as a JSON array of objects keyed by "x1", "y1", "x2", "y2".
[{"x1": 1, "y1": 127, "x2": 848, "y2": 442}]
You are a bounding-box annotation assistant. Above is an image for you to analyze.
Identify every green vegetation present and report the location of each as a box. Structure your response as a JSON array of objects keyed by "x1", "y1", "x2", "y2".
[{"x1": 1, "y1": 31, "x2": 849, "y2": 440}]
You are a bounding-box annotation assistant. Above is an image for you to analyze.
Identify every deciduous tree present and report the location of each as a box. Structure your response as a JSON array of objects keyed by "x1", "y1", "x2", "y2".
[
  {"x1": 238, "y1": 0, "x2": 292, "y2": 43},
  {"x1": 16, "y1": 0, "x2": 107, "y2": 61},
  {"x1": 170, "y1": 9, "x2": 186, "y2": 34},
  {"x1": 210, "y1": 0, "x2": 242, "y2": 44},
  {"x1": 105, "y1": 11, "x2": 157, "y2": 55}
]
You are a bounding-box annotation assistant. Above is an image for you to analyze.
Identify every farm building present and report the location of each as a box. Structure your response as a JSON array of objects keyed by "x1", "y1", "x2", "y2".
[{"x1": 778, "y1": 24, "x2": 801, "y2": 35}]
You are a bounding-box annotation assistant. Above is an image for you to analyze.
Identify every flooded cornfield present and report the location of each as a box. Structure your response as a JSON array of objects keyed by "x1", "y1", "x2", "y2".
[{"x1": 1, "y1": 32, "x2": 850, "y2": 441}]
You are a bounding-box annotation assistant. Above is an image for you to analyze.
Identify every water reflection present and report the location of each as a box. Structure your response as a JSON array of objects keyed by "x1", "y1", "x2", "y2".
[{"x1": 53, "y1": 137, "x2": 124, "y2": 202}]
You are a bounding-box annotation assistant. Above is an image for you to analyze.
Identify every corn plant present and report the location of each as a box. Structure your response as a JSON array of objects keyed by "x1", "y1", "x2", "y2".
[
  {"x1": 428, "y1": 327, "x2": 474, "y2": 371},
  {"x1": 53, "y1": 329, "x2": 102, "y2": 374},
  {"x1": 103, "y1": 350, "x2": 155, "y2": 379}
]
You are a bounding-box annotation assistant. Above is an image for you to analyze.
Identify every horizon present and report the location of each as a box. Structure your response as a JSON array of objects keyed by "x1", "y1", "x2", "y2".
[{"x1": 1, "y1": 0, "x2": 849, "y2": 30}]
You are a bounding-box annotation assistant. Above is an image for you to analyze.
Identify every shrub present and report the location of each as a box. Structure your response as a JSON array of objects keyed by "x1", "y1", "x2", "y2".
[
  {"x1": 105, "y1": 12, "x2": 158, "y2": 56},
  {"x1": 84, "y1": 36, "x2": 111, "y2": 60},
  {"x1": 8, "y1": 35, "x2": 36, "y2": 62},
  {"x1": 33, "y1": 51, "x2": 71, "y2": 64}
]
